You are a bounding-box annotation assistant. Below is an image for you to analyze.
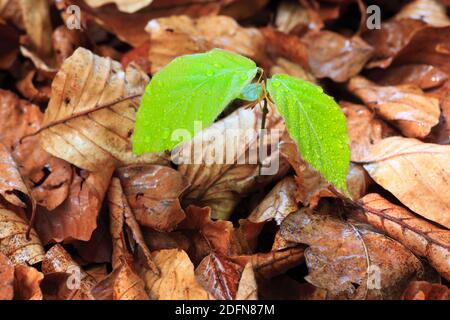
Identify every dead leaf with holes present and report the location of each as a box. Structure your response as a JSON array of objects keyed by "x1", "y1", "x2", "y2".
[{"x1": 360, "y1": 137, "x2": 450, "y2": 229}]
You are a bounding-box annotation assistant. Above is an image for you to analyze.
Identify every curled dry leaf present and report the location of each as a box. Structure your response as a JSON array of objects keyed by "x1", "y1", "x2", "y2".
[
  {"x1": 280, "y1": 208, "x2": 423, "y2": 299},
  {"x1": 0, "y1": 253, "x2": 14, "y2": 300},
  {"x1": 176, "y1": 107, "x2": 289, "y2": 220},
  {"x1": 274, "y1": 1, "x2": 322, "y2": 33},
  {"x1": 195, "y1": 253, "x2": 244, "y2": 300},
  {"x1": 394, "y1": 0, "x2": 450, "y2": 27},
  {"x1": 42, "y1": 245, "x2": 96, "y2": 300},
  {"x1": 143, "y1": 249, "x2": 211, "y2": 300},
  {"x1": 303, "y1": 31, "x2": 374, "y2": 82},
  {"x1": 235, "y1": 262, "x2": 258, "y2": 300},
  {"x1": 116, "y1": 165, "x2": 189, "y2": 231},
  {"x1": 360, "y1": 193, "x2": 450, "y2": 281},
  {"x1": 0, "y1": 203, "x2": 44, "y2": 265},
  {"x1": 0, "y1": 143, "x2": 34, "y2": 209},
  {"x1": 361, "y1": 137, "x2": 450, "y2": 229},
  {"x1": 146, "y1": 15, "x2": 268, "y2": 74},
  {"x1": 348, "y1": 76, "x2": 440, "y2": 138},
  {"x1": 13, "y1": 264, "x2": 43, "y2": 300},
  {"x1": 84, "y1": 0, "x2": 154, "y2": 13},
  {"x1": 34, "y1": 163, "x2": 114, "y2": 243},
  {"x1": 402, "y1": 281, "x2": 450, "y2": 300},
  {"x1": 39, "y1": 47, "x2": 166, "y2": 172},
  {"x1": 107, "y1": 177, "x2": 158, "y2": 274}
]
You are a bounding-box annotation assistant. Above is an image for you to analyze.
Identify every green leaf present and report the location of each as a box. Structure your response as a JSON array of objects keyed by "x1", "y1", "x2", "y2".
[
  {"x1": 238, "y1": 83, "x2": 263, "y2": 102},
  {"x1": 267, "y1": 74, "x2": 350, "y2": 192},
  {"x1": 133, "y1": 49, "x2": 258, "y2": 154}
]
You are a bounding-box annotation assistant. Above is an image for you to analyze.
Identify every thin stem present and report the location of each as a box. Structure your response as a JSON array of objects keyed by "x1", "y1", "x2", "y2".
[{"x1": 258, "y1": 98, "x2": 269, "y2": 176}]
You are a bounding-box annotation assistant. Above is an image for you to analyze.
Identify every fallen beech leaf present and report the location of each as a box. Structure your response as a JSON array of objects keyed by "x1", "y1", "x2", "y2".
[
  {"x1": 196, "y1": 253, "x2": 244, "y2": 300},
  {"x1": 42, "y1": 245, "x2": 96, "y2": 300},
  {"x1": 84, "y1": 0, "x2": 154, "y2": 13},
  {"x1": 247, "y1": 177, "x2": 298, "y2": 225},
  {"x1": 142, "y1": 229, "x2": 191, "y2": 253},
  {"x1": 280, "y1": 208, "x2": 423, "y2": 299},
  {"x1": 0, "y1": 19, "x2": 19, "y2": 69},
  {"x1": 39, "y1": 47, "x2": 166, "y2": 172},
  {"x1": 348, "y1": 76, "x2": 440, "y2": 138},
  {"x1": 176, "y1": 107, "x2": 289, "y2": 220},
  {"x1": 341, "y1": 102, "x2": 394, "y2": 162},
  {"x1": 13, "y1": 264, "x2": 43, "y2": 300},
  {"x1": 269, "y1": 58, "x2": 317, "y2": 82},
  {"x1": 34, "y1": 163, "x2": 114, "y2": 243},
  {"x1": 0, "y1": 90, "x2": 72, "y2": 210},
  {"x1": 107, "y1": 177, "x2": 158, "y2": 274},
  {"x1": 146, "y1": 15, "x2": 268, "y2": 74},
  {"x1": 0, "y1": 203, "x2": 44, "y2": 265},
  {"x1": 16, "y1": 70, "x2": 51, "y2": 103},
  {"x1": 303, "y1": 31, "x2": 374, "y2": 82},
  {"x1": 219, "y1": 0, "x2": 269, "y2": 20},
  {"x1": 360, "y1": 194, "x2": 450, "y2": 281},
  {"x1": 361, "y1": 137, "x2": 450, "y2": 229},
  {"x1": 116, "y1": 165, "x2": 188, "y2": 231},
  {"x1": 402, "y1": 281, "x2": 450, "y2": 300},
  {"x1": 0, "y1": 143, "x2": 34, "y2": 209},
  {"x1": 275, "y1": 1, "x2": 320, "y2": 33},
  {"x1": 0, "y1": 253, "x2": 14, "y2": 300},
  {"x1": 235, "y1": 262, "x2": 258, "y2": 300},
  {"x1": 143, "y1": 249, "x2": 211, "y2": 300},
  {"x1": 395, "y1": 0, "x2": 450, "y2": 27}
]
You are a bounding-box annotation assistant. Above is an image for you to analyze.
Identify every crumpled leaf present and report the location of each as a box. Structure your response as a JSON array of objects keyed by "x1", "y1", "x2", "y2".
[
  {"x1": 361, "y1": 137, "x2": 450, "y2": 229},
  {"x1": 143, "y1": 249, "x2": 211, "y2": 300},
  {"x1": 402, "y1": 281, "x2": 450, "y2": 300},
  {"x1": 360, "y1": 193, "x2": 450, "y2": 281},
  {"x1": 275, "y1": 1, "x2": 321, "y2": 33},
  {"x1": 107, "y1": 177, "x2": 158, "y2": 274},
  {"x1": 0, "y1": 203, "x2": 44, "y2": 265},
  {"x1": 39, "y1": 47, "x2": 166, "y2": 172},
  {"x1": 280, "y1": 208, "x2": 423, "y2": 299},
  {"x1": 116, "y1": 165, "x2": 188, "y2": 231},
  {"x1": 348, "y1": 76, "x2": 440, "y2": 138},
  {"x1": 195, "y1": 253, "x2": 244, "y2": 300},
  {"x1": 303, "y1": 31, "x2": 374, "y2": 82},
  {"x1": 0, "y1": 89, "x2": 72, "y2": 210},
  {"x1": 84, "y1": 0, "x2": 153, "y2": 13},
  {"x1": 176, "y1": 106, "x2": 289, "y2": 220},
  {"x1": 34, "y1": 163, "x2": 114, "y2": 243},
  {"x1": 235, "y1": 262, "x2": 258, "y2": 300},
  {"x1": 146, "y1": 15, "x2": 268, "y2": 74},
  {"x1": 42, "y1": 245, "x2": 96, "y2": 300},
  {"x1": 0, "y1": 253, "x2": 14, "y2": 300},
  {"x1": 395, "y1": 0, "x2": 450, "y2": 27},
  {"x1": 13, "y1": 264, "x2": 43, "y2": 300}
]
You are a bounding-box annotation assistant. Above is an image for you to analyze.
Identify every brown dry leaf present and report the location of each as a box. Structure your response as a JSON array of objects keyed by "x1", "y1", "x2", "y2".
[
  {"x1": 42, "y1": 244, "x2": 96, "y2": 300},
  {"x1": 0, "y1": 253, "x2": 14, "y2": 300},
  {"x1": 143, "y1": 249, "x2": 211, "y2": 300},
  {"x1": 0, "y1": 203, "x2": 44, "y2": 265},
  {"x1": 0, "y1": 143, "x2": 34, "y2": 209},
  {"x1": 303, "y1": 31, "x2": 374, "y2": 82},
  {"x1": 195, "y1": 253, "x2": 244, "y2": 300},
  {"x1": 402, "y1": 281, "x2": 450, "y2": 300},
  {"x1": 34, "y1": 163, "x2": 114, "y2": 243},
  {"x1": 247, "y1": 177, "x2": 298, "y2": 225},
  {"x1": 84, "y1": 0, "x2": 154, "y2": 13},
  {"x1": 395, "y1": 0, "x2": 450, "y2": 27},
  {"x1": 219, "y1": 0, "x2": 269, "y2": 21},
  {"x1": 0, "y1": 19, "x2": 19, "y2": 69},
  {"x1": 176, "y1": 107, "x2": 289, "y2": 220},
  {"x1": 348, "y1": 76, "x2": 440, "y2": 138},
  {"x1": 280, "y1": 208, "x2": 423, "y2": 299},
  {"x1": 0, "y1": 90, "x2": 72, "y2": 210},
  {"x1": 360, "y1": 193, "x2": 450, "y2": 281},
  {"x1": 269, "y1": 57, "x2": 317, "y2": 83},
  {"x1": 107, "y1": 177, "x2": 158, "y2": 274},
  {"x1": 39, "y1": 47, "x2": 166, "y2": 172},
  {"x1": 13, "y1": 264, "x2": 43, "y2": 300},
  {"x1": 275, "y1": 1, "x2": 322, "y2": 33},
  {"x1": 235, "y1": 262, "x2": 258, "y2": 300},
  {"x1": 146, "y1": 15, "x2": 268, "y2": 74},
  {"x1": 116, "y1": 165, "x2": 189, "y2": 231},
  {"x1": 342, "y1": 102, "x2": 394, "y2": 162},
  {"x1": 361, "y1": 137, "x2": 450, "y2": 229}
]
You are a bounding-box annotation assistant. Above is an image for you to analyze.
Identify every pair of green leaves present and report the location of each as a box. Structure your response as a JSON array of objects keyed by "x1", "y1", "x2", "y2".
[{"x1": 133, "y1": 49, "x2": 350, "y2": 193}]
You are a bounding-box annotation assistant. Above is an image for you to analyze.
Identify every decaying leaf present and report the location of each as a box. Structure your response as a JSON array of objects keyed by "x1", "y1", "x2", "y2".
[
  {"x1": 39, "y1": 47, "x2": 166, "y2": 172},
  {"x1": 13, "y1": 264, "x2": 43, "y2": 300},
  {"x1": 143, "y1": 249, "x2": 211, "y2": 300},
  {"x1": 348, "y1": 76, "x2": 440, "y2": 138},
  {"x1": 0, "y1": 253, "x2": 14, "y2": 300},
  {"x1": 402, "y1": 281, "x2": 450, "y2": 300},
  {"x1": 360, "y1": 193, "x2": 450, "y2": 281},
  {"x1": 116, "y1": 165, "x2": 188, "y2": 231},
  {"x1": 0, "y1": 203, "x2": 44, "y2": 265},
  {"x1": 361, "y1": 137, "x2": 450, "y2": 229}
]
